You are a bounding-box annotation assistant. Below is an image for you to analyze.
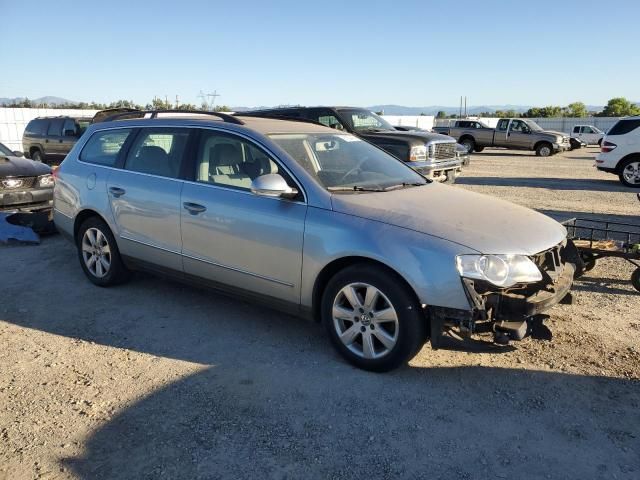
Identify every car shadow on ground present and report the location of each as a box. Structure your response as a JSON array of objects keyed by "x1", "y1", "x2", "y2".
[
  {"x1": 457, "y1": 176, "x2": 631, "y2": 193},
  {"x1": 2, "y1": 238, "x2": 639, "y2": 479}
]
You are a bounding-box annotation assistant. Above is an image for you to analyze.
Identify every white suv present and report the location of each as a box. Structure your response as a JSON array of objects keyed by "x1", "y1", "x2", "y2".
[{"x1": 595, "y1": 116, "x2": 640, "y2": 187}]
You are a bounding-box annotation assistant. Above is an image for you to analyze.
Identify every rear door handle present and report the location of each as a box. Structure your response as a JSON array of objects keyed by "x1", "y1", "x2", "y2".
[
  {"x1": 183, "y1": 202, "x2": 206, "y2": 214},
  {"x1": 108, "y1": 186, "x2": 126, "y2": 197}
]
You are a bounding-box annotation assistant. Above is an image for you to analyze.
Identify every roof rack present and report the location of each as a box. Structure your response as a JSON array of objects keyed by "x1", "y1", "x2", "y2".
[
  {"x1": 99, "y1": 110, "x2": 245, "y2": 125},
  {"x1": 236, "y1": 113, "x2": 326, "y2": 128}
]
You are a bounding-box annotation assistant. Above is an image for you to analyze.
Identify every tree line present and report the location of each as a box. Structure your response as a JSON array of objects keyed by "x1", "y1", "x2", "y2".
[
  {"x1": 434, "y1": 97, "x2": 639, "y2": 119},
  {"x1": 1, "y1": 97, "x2": 232, "y2": 112}
]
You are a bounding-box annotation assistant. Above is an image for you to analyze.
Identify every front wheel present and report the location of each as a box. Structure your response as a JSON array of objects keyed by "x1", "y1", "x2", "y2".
[
  {"x1": 536, "y1": 143, "x2": 553, "y2": 157},
  {"x1": 321, "y1": 264, "x2": 426, "y2": 372},
  {"x1": 474, "y1": 146, "x2": 484, "y2": 153},
  {"x1": 76, "y1": 217, "x2": 130, "y2": 287},
  {"x1": 31, "y1": 150, "x2": 43, "y2": 162},
  {"x1": 618, "y1": 158, "x2": 640, "y2": 188},
  {"x1": 631, "y1": 269, "x2": 640, "y2": 293}
]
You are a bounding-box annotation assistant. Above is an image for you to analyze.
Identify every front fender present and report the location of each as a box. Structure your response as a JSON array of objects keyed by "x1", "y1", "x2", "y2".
[{"x1": 301, "y1": 207, "x2": 474, "y2": 311}]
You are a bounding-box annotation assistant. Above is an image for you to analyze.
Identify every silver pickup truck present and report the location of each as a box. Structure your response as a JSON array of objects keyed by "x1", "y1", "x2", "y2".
[{"x1": 434, "y1": 118, "x2": 571, "y2": 157}]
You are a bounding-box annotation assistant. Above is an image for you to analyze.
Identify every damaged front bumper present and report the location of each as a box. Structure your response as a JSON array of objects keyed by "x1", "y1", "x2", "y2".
[{"x1": 429, "y1": 243, "x2": 576, "y2": 347}]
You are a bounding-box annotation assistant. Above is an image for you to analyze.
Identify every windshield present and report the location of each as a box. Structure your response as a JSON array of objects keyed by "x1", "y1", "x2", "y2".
[
  {"x1": 338, "y1": 109, "x2": 395, "y2": 132},
  {"x1": 523, "y1": 119, "x2": 544, "y2": 132},
  {"x1": 0, "y1": 142, "x2": 13, "y2": 156},
  {"x1": 269, "y1": 133, "x2": 427, "y2": 192}
]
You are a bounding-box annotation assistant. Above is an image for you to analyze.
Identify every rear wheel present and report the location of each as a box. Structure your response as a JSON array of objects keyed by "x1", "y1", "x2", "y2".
[
  {"x1": 580, "y1": 252, "x2": 597, "y2": 272},
  {"x1": 460, "y1": 138, "x2": 475, "y2": 154},
  {"x1": 76, "y1": 217, "x2": 130, "y2": 286},
  {"x1": 321, "y1": 264, "x2": 426, "y2": 372},
  {"x1": 473, "y1": 146, "x2": 484, "y2": 153},
  {"x1": 618, "y1": 158, "x2": 640, "y2": 188},
  {"x1": 631, "y1": 268, "x2": 640, "y2": 293},
  {"x1": 536, "y1": 142, "x2": 553, "y2": 157}
]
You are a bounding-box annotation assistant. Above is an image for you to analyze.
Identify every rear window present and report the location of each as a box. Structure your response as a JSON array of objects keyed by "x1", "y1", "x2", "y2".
[
  {"x1": 25, "y1": 119, "x2": 48, "y2": 135},
  {"x1": 79, "y1": 129, "x2": 132, "y2": 166},
  {"x1": 608, "y1": 119, "x2": 640, "y2": 136},
  {"x1": 47, "y1": 118, "x2": 64, "y2": 136}
]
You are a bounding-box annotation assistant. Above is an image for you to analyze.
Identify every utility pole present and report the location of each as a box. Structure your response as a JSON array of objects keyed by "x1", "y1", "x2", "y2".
[
  {"x1": 175, "y1": 95, "x2": 179, "y2": 109},
  {"x1": 209, "y1": 90, "x2": 220, "y2": 111}
]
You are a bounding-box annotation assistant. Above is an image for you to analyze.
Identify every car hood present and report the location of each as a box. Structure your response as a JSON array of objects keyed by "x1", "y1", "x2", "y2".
[
  {"x1": 0, "y1": 155, "x2": 51, "y2": 177},
  {"x1": 330, "y1": 183, "x2": 567, "y2": 255},
  {"x1": 540, "y1": 130, "x2": 566, "y2": 138},
  {"x1": 358, "y1": 129, "x2": 455, "y2": 146}
]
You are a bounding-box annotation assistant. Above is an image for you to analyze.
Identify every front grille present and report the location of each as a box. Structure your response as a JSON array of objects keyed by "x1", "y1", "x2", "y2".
[
  {"x1": 0, "y1": 176, "x2": 37, "y2": 191},
  {"x1": 431, "y1": 143, "x2": 456, "y2": 161},
  {"x1": 531, "y1": 243, "x2": 565, "y2": 282}
]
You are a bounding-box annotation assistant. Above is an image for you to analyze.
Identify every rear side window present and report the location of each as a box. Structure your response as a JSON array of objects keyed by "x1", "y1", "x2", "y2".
[
  {"x1": 25, "y1": 119, "x2": 48, "y2": 135},
  {"x1": 47, "y1": 118, "x2": 64, "y2": 136},
  {"x1": 607, "y1": 119, "x2": 640, "y2": 136},
  {"x1": 572, "y1": 126, "x2": 580, "y2": 133},
  {"x1": 80, "y1": 129, "x2": 132, "y2": 166},
  {"x1": 124, "y1": 128, "x2": 190, "y2": 178}
]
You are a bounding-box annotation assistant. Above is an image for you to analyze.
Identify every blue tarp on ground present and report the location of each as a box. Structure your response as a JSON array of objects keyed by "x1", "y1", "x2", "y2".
[{"x1": 0, "y1": 212, "x2": 40, "y2": 245}]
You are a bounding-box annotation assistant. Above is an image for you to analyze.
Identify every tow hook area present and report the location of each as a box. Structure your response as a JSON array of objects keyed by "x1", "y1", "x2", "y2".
[{"x1": 493, "y1": 320, "x2": 528, "y2": 345}]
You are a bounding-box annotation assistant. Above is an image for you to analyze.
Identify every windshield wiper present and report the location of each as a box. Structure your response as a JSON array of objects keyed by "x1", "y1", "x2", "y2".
[
  {"x1": 382, "y1": 182, "x2": 427, "y2": 191},
  {"x1": 327, "y1": 185, "x2": 385, "y2": 192}
]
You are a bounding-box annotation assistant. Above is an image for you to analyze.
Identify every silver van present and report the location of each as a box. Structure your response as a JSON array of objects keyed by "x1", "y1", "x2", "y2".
[{"x1": 53, "y1": 111, "x2": 576, "y2": 371}]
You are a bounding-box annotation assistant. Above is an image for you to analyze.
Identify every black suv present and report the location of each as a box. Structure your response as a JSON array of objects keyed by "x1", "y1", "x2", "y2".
[
  {"x1": 22, "y1": 116, "x2": 91, "y2": 163},
  {"x1": 242, "y1": 106, "x2": 464, "y2": 182}
]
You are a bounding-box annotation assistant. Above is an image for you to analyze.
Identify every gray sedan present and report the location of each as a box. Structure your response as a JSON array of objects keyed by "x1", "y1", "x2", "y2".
[{"x1": 53, "y1": 112, "x2": 576, "y2": 371}]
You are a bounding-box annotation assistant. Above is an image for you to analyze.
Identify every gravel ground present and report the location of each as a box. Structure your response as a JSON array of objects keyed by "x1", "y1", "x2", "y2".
[{"x1": 1, "y1": 147, "x2": 639, "y2": 480}]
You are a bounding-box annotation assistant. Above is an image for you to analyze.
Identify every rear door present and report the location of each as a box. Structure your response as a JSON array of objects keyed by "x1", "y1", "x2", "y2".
[
  {"x1": 180, "y1": 128, "x2": 307, "y2": 305},
  {"x1": 60, "y1": 118, "x2": 80, "y2": 157},
  {"x1": 106, "y1": 127, "x2": 192, "y2": 272},
  {"x1": 493, "y1": 119, "x2": 511, "y2": 146},
  {"x1": 45, "y1": 118, "x2": 65, "y2": 158}
]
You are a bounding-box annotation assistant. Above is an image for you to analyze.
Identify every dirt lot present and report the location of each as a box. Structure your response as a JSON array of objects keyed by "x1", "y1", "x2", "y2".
[{"x1": 1, "y1": 147, "x2": 639, "y2": 480}]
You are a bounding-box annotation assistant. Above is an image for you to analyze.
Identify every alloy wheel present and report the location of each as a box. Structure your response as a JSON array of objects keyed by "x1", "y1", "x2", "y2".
[
  {"x1": 81, "y1": 228, "x2": 112, "y2": 278},
  {"x1": 622, "y1": 161, "x2": 640, "y2": 185},
  {"x1": 332, "y1": 283, "x2": 399, "y2": 359}
]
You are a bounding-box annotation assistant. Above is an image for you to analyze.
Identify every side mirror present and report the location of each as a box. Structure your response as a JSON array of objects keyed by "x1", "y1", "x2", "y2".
[
  {"x1": 64, "y1": 129, "x2": 77, "y2": 137},
  {"x1": 12, "y1": 150, "x2": 24, "y2": 157},
  {"x1": 251, "y1": 174, "x2": 298, "y2": 199}
]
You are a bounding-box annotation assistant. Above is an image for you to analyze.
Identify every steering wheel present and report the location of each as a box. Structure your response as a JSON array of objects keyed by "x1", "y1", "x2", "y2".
[{"x1": 337, "y1": 157, "x2": 369, "y2": 184}]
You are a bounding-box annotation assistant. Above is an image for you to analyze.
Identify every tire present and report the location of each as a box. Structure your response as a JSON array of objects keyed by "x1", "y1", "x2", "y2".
[
  {"x1": 631, "y1": 268, "x2": 640, "y2": 293},
  {"x1": 618, "y1": 157, "x2": 640, "y2": 188},
  {"x1": 31, "y1": 149, "x2": 43, "y2": 162},
  {"x1": 321, "y1": 264, "x2": 426, "y2": 372},
  {"x1": 580, "y1": 252, "x2": 597, "y2": 272},
  {"x1": 473, "y1": 146, "x2": 484, "y2": 153},
  {"x1": 536, "y1": 142, "x2": 553, "y2": 157},
  {"x1": 460, "y1": 138, "x2": 475, "y2": 154},
  {"x1": 76, "y1": 217, "x2": 130, "y2": 287}
]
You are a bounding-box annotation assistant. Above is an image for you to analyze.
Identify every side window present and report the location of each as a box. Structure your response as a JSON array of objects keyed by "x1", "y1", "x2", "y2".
[
  {"x1": 26, "y1": 119, "x2": 45, "y2": 135},
  {"x1": 510, "y1": 120, "x2": 525, "y2": 132},
  {"x1": 497, "y1": 119, "x2": 509, "y2": 131},
  {"x1": 608, "y1": 119, "x2": 640, "y2": 136},
  {"x1": 62, "y1": 118, "x2": 77, "y2": 136},
  {"x1": 79, "y1": 128, "x2": 132, "y2": 166},
  {"x1": 314, "y1": 111, "x2": 345, "y2": 131},
  {"x1": 124, "y1": 128, "x2": 190, "y2": 178},
  {"x1": 583, "y1": 126, "x2": 593, "y2": 133},
  {"x1": 47, "y1": 119, "x2": 64, "y2": 136},
  {"x1": 573, "y1": 126, "x2": 580, "y2": 133},
  {"x1": 195, "y1": 130, "x2": 281, "y2": 191}
]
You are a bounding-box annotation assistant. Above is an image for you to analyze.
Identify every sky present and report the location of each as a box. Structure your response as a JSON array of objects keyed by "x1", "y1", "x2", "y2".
[{"x1": 1, "y1": 0, "x2": 639, "y2": 108}]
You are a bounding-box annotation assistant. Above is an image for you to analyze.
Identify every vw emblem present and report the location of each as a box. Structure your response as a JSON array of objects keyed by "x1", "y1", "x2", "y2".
[
  {"x1": 360, "y1": 314, "x2": 371, "y2": 326},
  {"x1": 2, "y1": 178, "x2": 23, "y2": 189}
]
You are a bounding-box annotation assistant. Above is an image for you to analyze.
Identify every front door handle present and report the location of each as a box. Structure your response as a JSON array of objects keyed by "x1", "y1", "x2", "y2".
[
  {"x1": 183, "y1": 202, "x2": 207, "y2": 215},
  {"x1": 108, "y1": 186, "x2": 126, "y2": 197}
]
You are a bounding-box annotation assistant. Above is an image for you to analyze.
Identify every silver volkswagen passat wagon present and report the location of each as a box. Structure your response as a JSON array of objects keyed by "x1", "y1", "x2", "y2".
[{"x1": 54, "y1": 111, "x2": 577, "y2": 371}]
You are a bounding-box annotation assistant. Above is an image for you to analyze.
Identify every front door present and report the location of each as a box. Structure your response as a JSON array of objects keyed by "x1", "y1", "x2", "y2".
[
  {"x1": 107, "y1": 127, "x2": 191, "y2": 272},
  {"x1": 506, "y1": 119, "x2": 534, "y2": 149},
  {"x1": 180, "y1": 129, "x2": 306, "y2": 305}
]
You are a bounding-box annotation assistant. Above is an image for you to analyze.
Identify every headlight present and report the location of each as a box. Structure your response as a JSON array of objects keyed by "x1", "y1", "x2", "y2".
[
  {"x1": 456, "y1": 254, "x2": 542, "y2": 288},
  {"x1": 409, "y1": 145, "x2": 427, "y2": 161},
  {"x1": 38, "y1": 174, "x2": 54, "y2": 187}
]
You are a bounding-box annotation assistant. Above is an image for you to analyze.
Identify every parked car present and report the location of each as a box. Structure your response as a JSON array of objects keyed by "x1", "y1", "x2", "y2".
[
  {"x1": 0, "y1": 141, "x2": 54, "y2": 213},
  {"x1": 433, "y1": 119, "x2": 488, "y2": 133},
  {"x1": 242, "y1": 106, "x2": 464, "y2": 183},
  {"x1": 569, "y1": 137, "x2": 586, "y2": 151},
  {"x1": 434, "y1": 118, "x2": 571, "y2": 156},
  {"x1": 54, "y1": 111, "x2": 577, "y2": 371},
  {"x1": 595, "y1": 116, "x2": 640, "y2": 187},
  {"x1": 22, "y1": 116, "x2": 91, "y2": 163},
  {"x1": 571, "y1": 125, "x2": 604, "y2": 146}
]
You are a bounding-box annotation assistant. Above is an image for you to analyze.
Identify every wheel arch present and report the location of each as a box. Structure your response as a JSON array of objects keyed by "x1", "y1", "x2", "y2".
[
  {"x1": 534, "y1": 140, "x2": 553, "y2": 151},
  {"x1": 73, "y1": 209, "x2": 111, "y2": 244},
  {"x1": 616, "y1": 152, "x2": 640, "y2": 173},
  {"x1": 311, "y1": 256, "x2": 423, "y2": 323},
  {"x1": 458, "y1": 134, "x2": 475, "y2": 144}
]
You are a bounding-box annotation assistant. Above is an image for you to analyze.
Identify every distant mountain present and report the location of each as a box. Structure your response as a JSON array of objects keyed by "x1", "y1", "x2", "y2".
[
  {"x1": 0, "y1": 96, "x2": 77, "y2": 106},
  {"x1": 367, "y1": 104, "x2": 537, "y2": 115}
]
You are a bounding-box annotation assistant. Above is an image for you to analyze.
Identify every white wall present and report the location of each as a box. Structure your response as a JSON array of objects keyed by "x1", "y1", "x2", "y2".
[
  {"x1": 0, "y1": 108, "x2": 98, "y2": 151},
  {"x1": 382, "y1": 115, "x2": 435, "y2": 131}
]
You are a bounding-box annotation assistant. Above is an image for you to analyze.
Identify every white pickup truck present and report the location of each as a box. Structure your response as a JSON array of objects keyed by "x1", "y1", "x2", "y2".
[{"x1": 570, "y1": 125, "x2": 604, "y2": 146}]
